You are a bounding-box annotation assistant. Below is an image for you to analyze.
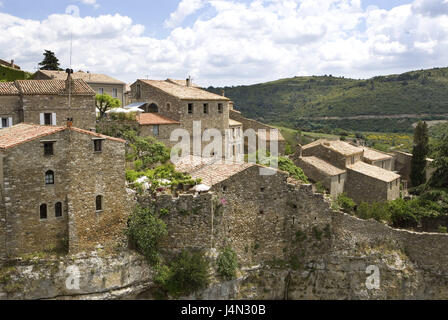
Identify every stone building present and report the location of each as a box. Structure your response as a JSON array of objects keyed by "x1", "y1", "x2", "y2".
[
  {"x1": 0, "y1": 122, "x2": 128, "y2": 258},
  {"x1": 0, "y1": 77, "x2": 96, "y2": 130},
  {"x1": 294, "y1": 139, "x2": 401, "y2": 203},
  {"x1": 393, "y1": 151, "x2": 435, "y2": 187},
  {"x1": 34, "y1": 70, "x2": 126, "y2": 106},
  {"x1": 136, "y1": 113, "x2": 181, "y2": 147},
  {"x1": 127, "y1": 78, "x2": 284, "y2": 157},
  {"x1": 0, "y1": 59, "x2": 20, "y2": 70}
]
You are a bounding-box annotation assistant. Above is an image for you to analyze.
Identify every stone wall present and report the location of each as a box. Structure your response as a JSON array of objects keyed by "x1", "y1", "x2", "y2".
[
  {"x1": 0, "y1": 96, "x2": 21, "y2": 127},
  {"x1": 22, "y1": 95, "x2": 96, "y2": 131},
  {"x1": 89, "y1": 83, "x2": 126, "y2": 106},
  {"x1": 139, "y1": 123, "x2": 181, "y2": 148},
  {"x1": 301, "y1": 143, "x2": 350, "y2": 169},
  {"x1": 394, "y1": 151, "x2": 434, "y2": 186},
  {"x1": 229, "y1": 110, "x2": 285, "y2": 155}
]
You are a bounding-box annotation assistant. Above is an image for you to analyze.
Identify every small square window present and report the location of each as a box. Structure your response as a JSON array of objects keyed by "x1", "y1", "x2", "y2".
[
  {"x1": 112, "y1": 88, "x2": 118, "y2": 98},
  {"x1": 98, "y1": 88, "x2": 104, "y2": 95},
  {"x1": 44, "y1": 142, "x2": 54, "y2": 156},
  {"x1": 188, "y1": 103, "x2": 193, "y2": 114},
  {"x1": 203, "y1": 104, "x2": 209, "y2": 114},
  {"x1": 218, "y1": 103, "x2": 223, "y2": 114},
  {"x1": 44, "y1": 113, "x2": 52, "y2": 125},
  {"x1": 94, "y1": 140, "x2": 103, "y2": 152}
]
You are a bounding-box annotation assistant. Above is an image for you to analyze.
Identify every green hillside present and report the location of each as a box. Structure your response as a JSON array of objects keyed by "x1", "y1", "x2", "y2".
[
  {"x1": 0, "y1": 65, "x2": 32, "y2": 81},
  {"x1": 207, "y1": 67, "x2": 448, "y2": 132}
]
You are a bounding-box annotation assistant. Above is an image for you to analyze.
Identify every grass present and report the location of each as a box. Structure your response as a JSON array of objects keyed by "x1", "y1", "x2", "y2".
[{"x1": 208, "y1": 67, "x2": 448, "y2": 132}]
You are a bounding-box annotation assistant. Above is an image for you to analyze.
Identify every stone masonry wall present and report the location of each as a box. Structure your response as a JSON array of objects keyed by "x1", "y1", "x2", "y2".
[
  {"x1": 0, "y1": 96, "x2": 21, "y2": 126},
  {"x1": 22, "y1": 95, "x2": 96, "y2": 130}
]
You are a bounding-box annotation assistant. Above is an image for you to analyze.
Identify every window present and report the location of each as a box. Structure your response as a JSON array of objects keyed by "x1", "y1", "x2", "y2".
[
  {"x1": 338, "y1": 174, "x2": 341, "y2": 184},
  {"x1": 203, "y1": 103, "x2": 209, "y2": 114},
  {"x1": 136, "y1": 84, "x2": 141, "y2": 99},
  {"x1": 94, "y1": 139, "x2": 103, "y2": 152},
  {"x1": 40, "y1": 204, "x2": 47, "y2": 220},
  {"x1": 98, "y1": 88, "x2": 104, "y2": 95},
  {"x1": 351, "y1": 156, "x2": 355, "y2": 165},
  {"x1": 55, "y1": 202, "x2": 63, "y2": 218},
  {"x1": 222, "y1": 185, "x2": 227, "y2": 192},
  {"x1": 152, "y1": 125, "x2": 159, "y2": 136},
  {"x1": 96, "y1": 195, "x2": 103, "y2": 211},
  {"x1": 188, "y1": 103, "x2": 193, "y2": 114},
  {"x1": 44, "y1": 113, "x2": 52, "y2": 125},
  {"x1": 218, "y1": 103, "x2": 223, "y2": 114},
  {"x1": 0, "y1": 117, "x2": 12, "y2": 128},
  {"x1": 45, "y1": 170, "x2": 54, "y2": 185},
  {"x1": 112, "y1": 88, "x2": 118, "y2": 98},
  {"x1": 166, "y1": 103, "x2": 171, "y2": 111},
  {"x1": 44, "y1": 142, "x2": 54, "y2": 156}
]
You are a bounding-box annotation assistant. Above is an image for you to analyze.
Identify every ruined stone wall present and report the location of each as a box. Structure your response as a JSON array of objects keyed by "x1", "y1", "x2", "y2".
[
  {"x1": 0, "y1": 131, "x2": 71, "y2": 256},
  {"x1": 22, "y1": 95, "x2": 96, "y2": 130},
  {"x1": 0, "y1": 96, "x2": 21, "y2": 127},
  {"x1": 67, "y1": 130, "x2": 129, "y2": 253}
]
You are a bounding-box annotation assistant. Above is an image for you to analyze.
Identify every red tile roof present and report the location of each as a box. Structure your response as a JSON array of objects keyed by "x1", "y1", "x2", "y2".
[
  {"x1": 0, "y1": 82, "x2": 20, "y2": 95},
  {"x1": 0, "y1": 123, "x2": 125, "y2": 150},
  {"x1": 16, "y1": 79, "x2": 95, "y2": 95},
  {"x1": 137, "y1": 113, "x2": 180, "y2": 125}
]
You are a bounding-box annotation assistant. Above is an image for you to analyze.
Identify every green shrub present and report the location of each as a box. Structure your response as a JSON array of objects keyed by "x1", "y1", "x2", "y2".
[
  {"x1": 126, "y1": 206, "x2": 167, "y2": 265},
  {"x1": 315, "y1": 181, "x2": 326, "y2": 194},
  {"x1": 216, "y1": 247, "x2": 239, "y2": 280},
  {"x1": 159, "y1": 249, "x2": 210, "y2": 297},
  {"x1": 438, "y1": 225, "x2": 447, "y2": 234},
  {"x1": 337, "y1": 193, "x2": 356, "y2": 214}
]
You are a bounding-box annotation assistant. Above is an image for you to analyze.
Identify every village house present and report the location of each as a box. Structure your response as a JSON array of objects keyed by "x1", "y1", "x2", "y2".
[
  {"x1": 0, "y1": 59, "x2": 20, "y2": 70},
  {"x1": 127, "y1": 78, "x2": 284, "y2": 157},
  {"x1": 0, "y1": 122, "x2": 128, "y2": 258},
  {"x1": 0, "y1": 77, "x2": 96, "y2": 130},
  {"x1": 393, "y1": 151, "x2": 435, "y2": 187},
  {"x1": 34, "y1": 70, "x2": 127, "y2": 106},
  {"x1": 294, "y1": 139, "x2": 401, "y2": 203}
]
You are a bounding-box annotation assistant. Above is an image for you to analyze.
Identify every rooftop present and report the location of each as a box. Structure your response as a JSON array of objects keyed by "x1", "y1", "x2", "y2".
[
  {"x1": 37, "y1": 70, "x2": 126, "y2": 85},
  {"x1": 300, "y1": 156, "x2": 346, "y2": 176},
  {"x1": 166, "y1": 78, "x2": 201, "y2": 88},
  {"x1": 302, "y1": 139, "x2": 363, "y2": 156},
  {"x1": 229, "y1": 119, "x2": 243, "y2": 127},
  {"x1": 174, "y1": 156, "x2": 255, "y2": 186},
  {"x1": 362, "y1": 147, "x2": 393, "y2": 162},
  {"x1": 0, "y1": 123, "x2": 125, "y2": 150},
  {"x1": 138, "y1": 79, "x2": 230, "y2": 101},
  {"x1": 137, "y1": 113, "x2": 180, "y2": 125},
  {"x1": 348, "y1": 161, "x2": 400, "y2": 182},
  {"x1": 0, "y1": 79, "x2": 95, "y2": 96}
]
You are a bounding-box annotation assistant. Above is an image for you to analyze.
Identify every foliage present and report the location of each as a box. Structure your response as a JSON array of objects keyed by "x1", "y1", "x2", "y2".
[
  {"x1": 124, "y1": 131, "x2": 171, "y2": 169},
  {"x1": 315, "y1": 181, "x2": 326, "y2": 194},
  {"x1": 38, "y1": 50, "x2": 62, "y2": 71},
  {"x1": 337, "y1": 193, "x2": 356, "y2": 214},
  {"x1": 157, "y1": 249, "x2": 210, "y2": 298},
  {"x1": 216, "y1": 247, "x2": 239, "y2": 280},
  {"x1": 0, "y1": 65, "x2": 32, "y2": 81},
  {"x1": 429, "y1": 132, "x2": 448, "y2": 189},
  {"x1": 126, "y1": 206, "x2": 167, "y2": 265},
  {"x1": 208, "y1": 67, "x2": 448, "y2": 133},
  {"x1": 411, "y1": 121, "x2": 429, "y2": 187},
  {"x1": 95, "y1": 94, "x2": 121, "y2": 118}
]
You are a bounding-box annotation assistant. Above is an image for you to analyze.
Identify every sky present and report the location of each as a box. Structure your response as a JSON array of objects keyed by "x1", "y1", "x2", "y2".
[{"x1": 0, "y1": 0, "x2": 447, "y2": 86}]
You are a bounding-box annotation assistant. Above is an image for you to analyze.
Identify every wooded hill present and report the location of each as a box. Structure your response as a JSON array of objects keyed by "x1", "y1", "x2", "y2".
[{"x1": 207, "y1": 67, "x2": 448, "y2": 132}]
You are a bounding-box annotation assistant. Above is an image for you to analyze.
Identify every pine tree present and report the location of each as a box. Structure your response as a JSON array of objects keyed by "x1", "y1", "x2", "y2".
[
  {"x1": 410, "y1": 121, "x2": 429, "y2": 187},
  {"x1": 38, "y1": 50, "x2": 62, "y2": 71}
]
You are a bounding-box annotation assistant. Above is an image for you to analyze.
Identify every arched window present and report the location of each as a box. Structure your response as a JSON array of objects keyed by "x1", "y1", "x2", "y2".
[
  {"x1": 96, "y1": 195, "x2": 103, "y2": 211},
  {"x1": 45, "y1": 170, "x2": 54, "y2": 185},
  {"x1": 40, "y1": 204, "x2": 47, "y2": 220},
  {"x1": 55, "y1": 202, "x2": 62, "y2": 218},
  {"x1": 147, "y1": 103, "x2": 159, "y2": 113}
]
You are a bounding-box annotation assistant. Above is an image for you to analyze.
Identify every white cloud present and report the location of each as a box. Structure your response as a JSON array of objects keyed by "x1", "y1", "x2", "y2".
[
  {"x1": 164, "y1": 0, "x2": 206, "y2": 28},
  {"x1": 0, "y1": 1, "x2": 3, "y2": 7},
  {"x1": 0, "y1": 0, "x2": 448, "y2": 86}
]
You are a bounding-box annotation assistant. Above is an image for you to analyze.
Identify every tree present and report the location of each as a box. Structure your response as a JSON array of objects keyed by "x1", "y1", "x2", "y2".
[
  {"x1": 38, "y1": 50, "x2": 62, "y2": 71},
  {"x1": 410, "y1": 121, "x2": 429, "y2": 187},
  {"x1": 429, "y1": 132, "x2": 448, "y2": 188},
  {"x1": 95, "y1": 94, "x2": 121, "y2": 118}
]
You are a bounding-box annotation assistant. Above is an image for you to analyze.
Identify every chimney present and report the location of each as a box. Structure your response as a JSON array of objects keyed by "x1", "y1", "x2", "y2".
[
  {"x1": 10, "y1": 60, "x2": 14, "y2": 68},
  {"x1": 65, "y1": 68, "x2": 74, "y2": 92},
  {"x1": 186, "y1": 76, "x2": 191, "y2": 87},
  {"x1": 221, "y1": 89, "x2": 225, "y2": 97},
  {"x1": 67, "y1": 118, "x2": 73, "y2": 128}
]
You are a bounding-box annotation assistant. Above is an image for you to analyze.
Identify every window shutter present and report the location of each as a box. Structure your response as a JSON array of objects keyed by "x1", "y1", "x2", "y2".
[
  {"x1": 52, "y1": 113, "x2": 57, "y2": 126},
  {"x1": 0, "y1": 119, "x2": 3, "y2": 129},
  {"x1": 40, "y1": 113, "x2": 45, "y2": 125},
  {"x1": 8, "y1": 117, "x2": 12, "y2": 127}
]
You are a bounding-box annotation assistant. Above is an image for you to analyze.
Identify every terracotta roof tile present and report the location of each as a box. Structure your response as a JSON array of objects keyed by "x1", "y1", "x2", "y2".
[
  {"x1": 0, "y1": 82, "x2": 20, "y2": 95},
  {"x1": 0, "y1": 123, "x2": 125, "y2": 150},
  {"x1": 139, "y1": 79, "x2": 229, "y2": 101},
  {"x1": 137, "y1": 113, "x2": 180, "y2": 125},
  {"x1": 348, "y1": 161, "x2": 400, "y2": 182},
  {"x1": 38, "y1": 70, "x2": 125, "y2": 84},
  {"x1": 15, "y1": 79, "x2": 95, "y2": 95}
]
